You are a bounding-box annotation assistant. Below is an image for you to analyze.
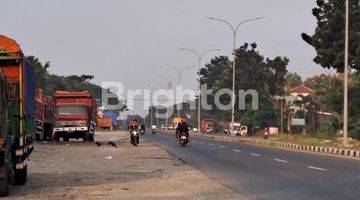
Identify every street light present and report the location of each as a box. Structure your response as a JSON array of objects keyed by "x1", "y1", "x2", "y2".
[
  {"x1": 207, "y1": 16, "x2": 263, "y2": 135},
  {"x1": 180, "y1": 48, "x2": 220, "y2": 132},
  {"x1": 156, "y1": 76, "x2": 177, "y2": 129},
  {"x1": 165, "y1": 64, "x2": 194, "y2": 117},
  {"x1": 343, "y1": 0, "x2": 349, "y2": 146}
]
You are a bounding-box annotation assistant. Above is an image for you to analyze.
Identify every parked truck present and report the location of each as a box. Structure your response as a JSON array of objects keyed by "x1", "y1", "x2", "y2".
[
  {"x1": 0, "y1": 34, "x2": 35, "y2": 196},
  {"x1": 97, "y1": 117, "x2": 113, "y2": 131},
  {"x1": 53, "y1": 91, "x2": 96, "y2": 142},
  {"x1": 35, "y1": 89, "x2": 54, "y2": 140}
]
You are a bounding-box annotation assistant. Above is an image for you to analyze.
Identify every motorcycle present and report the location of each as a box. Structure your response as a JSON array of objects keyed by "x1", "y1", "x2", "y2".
[
  {"x1": 263, "y1": 128, "x2": 269, "y2": 139},
  {"x1": 130, "y1": 130, "x2": 140, "y2": 146},
  {"x1": 151, "y1": 125, "x2": 156, "y2": 135},
  {"x1": 178, "y1": 131, "x2": 189, "y2": 146},
  {"x1": 140, "y1": 129, "x2": 145, "y2": 135}
]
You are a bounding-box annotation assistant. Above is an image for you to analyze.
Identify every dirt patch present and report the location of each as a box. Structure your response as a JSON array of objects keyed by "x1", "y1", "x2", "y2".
[{"x1": 6, "y1": 131, "x2": 245, "y2": 200}]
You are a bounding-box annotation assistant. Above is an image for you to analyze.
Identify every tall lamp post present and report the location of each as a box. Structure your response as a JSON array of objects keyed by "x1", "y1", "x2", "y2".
[
  {"x1": 165, "y1": 64, "x2": 193, "y2": 117},
  {"x1": 180, "y1": 48, "x2": 220, "y2": 132},
  {"x1": 343, "y1": 0, "x2": 349, "y2": 146},
  {"x1": 157, "y1": 76, "x2": 176, "y2": 129},
  {"x1": 207, "y1": 16, "x2": 263, "y2": 135}
]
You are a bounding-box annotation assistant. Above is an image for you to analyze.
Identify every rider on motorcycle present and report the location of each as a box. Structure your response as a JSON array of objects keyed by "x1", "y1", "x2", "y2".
[
  {"x1": 129, "y1": 119, "x2": 139, "y2": 132},
  {"x1": 176, "y1": 118, "x2": 189, "y2": 139}
]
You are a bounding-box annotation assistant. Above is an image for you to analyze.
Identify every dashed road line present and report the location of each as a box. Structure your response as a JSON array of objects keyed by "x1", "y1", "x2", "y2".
[
  {"x1": 199, "y1": 141, "x2": 204, "y2": 144},
  {"x1": 250, "y1": 153, "x2": 261, "y2": 157},
  {"x1": 208, "y1": 143, "x2": 214, "y2": 146},
  {"x1": 274, "y1": 158, "x2": 288, "y2": 163},
  {"x1": 233, "y1": 149, "x2": 241, "y2": 152},
  {"x1": 219, "y1": 145, "x2": 226, "y2": 148},
  {"x1": 307, "y1": 166, "x2": 328, "y2": 171}
]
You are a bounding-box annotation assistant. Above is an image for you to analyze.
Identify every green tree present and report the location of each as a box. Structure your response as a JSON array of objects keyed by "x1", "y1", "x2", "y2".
[
  {"x1": 286, "y1": 72, "x2": 302, "y2": 89},
  {"x1": 301, "y1": 0, "x2": 360, "y2": 72}
]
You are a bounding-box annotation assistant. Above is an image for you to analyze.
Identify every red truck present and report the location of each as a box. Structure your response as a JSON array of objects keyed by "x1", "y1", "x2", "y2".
[
  {"x1": 35, "y1": 89, "x2": 54, "y2": 140},
  {"x1": 53, "y1": 91, "x2": 96, "y2": 142}
]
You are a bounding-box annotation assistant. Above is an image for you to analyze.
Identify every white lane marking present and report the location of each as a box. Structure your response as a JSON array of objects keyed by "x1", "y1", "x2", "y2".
[
  {"x1": 250, "y1": 153, "x2": 261, "y2": 157},
  {"x1": 274, "y1": 158, "x2": 288, "y2": 163},
  {"x1": 219, "y1": 145, "x2": 226, "y2": 148},
  {"x1": 233, "y1": 149, "x2": 241, "y2": 152},
  {"x1": 307, "y1": 166, "x2": 328, "y2": 171},
  {"x1": 208, "y1": 143, "x2": 214, "y2": 146},
  {"x1": 199, "y1": 141, "x2": 204, "y2": 144}
]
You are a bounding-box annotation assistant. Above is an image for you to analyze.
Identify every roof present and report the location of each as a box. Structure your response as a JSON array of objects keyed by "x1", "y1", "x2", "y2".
[
  {"x1": 0, "y1": 34, "x2": 21, "y2": 52},
  {"x1": 55, "y1": 91, "x2": 92, "y2": 98},
  {"x1": 289, "y1": 85, "x2": 314, "y2": 94}
]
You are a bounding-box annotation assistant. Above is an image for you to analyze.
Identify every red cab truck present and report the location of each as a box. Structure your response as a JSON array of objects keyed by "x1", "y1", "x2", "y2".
[
  {"x1": 53, "y1": 91, "x2": 96, "y2": 142},
  {"x1": 200, "y1": 119, "x2": 217, "y2": 133}
]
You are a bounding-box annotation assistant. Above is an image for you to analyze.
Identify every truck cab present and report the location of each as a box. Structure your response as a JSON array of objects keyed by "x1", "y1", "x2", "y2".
[{"x1": 53, "y1": 91, "x2": 96, "y2": 142}]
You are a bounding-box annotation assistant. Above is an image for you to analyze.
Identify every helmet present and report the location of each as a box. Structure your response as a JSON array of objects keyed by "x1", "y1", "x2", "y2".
[{"x1": 180, "y1": 118, "x2": 186, "y2": 124}]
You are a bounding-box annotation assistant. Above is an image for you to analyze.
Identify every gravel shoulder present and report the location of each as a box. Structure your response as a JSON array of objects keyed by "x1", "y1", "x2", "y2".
[{"x1": 6, "y1": 131, "x2": 245, "y2": 200}]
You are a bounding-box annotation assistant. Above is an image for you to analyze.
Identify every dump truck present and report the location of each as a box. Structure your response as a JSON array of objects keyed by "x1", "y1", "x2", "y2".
[
  {"x1": 0, "y1": 34, "x2": 35, "y2": 196},
  {"x1": 53, "y1": 91, "x2": 96, "y2": 142},
  {"x1": 35, "y1": 89, "x2": 54, "y2": 140},
  {"x1": 97, "y1": 117, "x2": 113, "y2": 130}
]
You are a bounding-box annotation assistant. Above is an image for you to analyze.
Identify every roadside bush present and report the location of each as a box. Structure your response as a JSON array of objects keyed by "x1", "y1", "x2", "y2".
[
  {"x1": 349, "y1": 126, "x2": 360, "y2": 141},
  {"x1": 318, "y1": 119, "x2": 337, "y2": 139}
]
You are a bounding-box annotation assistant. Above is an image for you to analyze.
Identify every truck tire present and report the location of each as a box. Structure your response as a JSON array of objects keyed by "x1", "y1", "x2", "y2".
[
  {"x1": 54, "y1": 134, "x2": 60, "y2": 142},
  {"x1": 63, "y1": 136, "x2": 69, "y2": 142},
  {"x1": 89, "y1": 134, "x2": 94, "y2": 142},
  {"x1": 0, "y1": 167, "x2": 9, "y2": 197},
  {"x1": 14, "y1": 166, "x2": 27, "y2": 185},
  {"x1": 83, "y1": 132, "x2": 89, "y2": 142}
]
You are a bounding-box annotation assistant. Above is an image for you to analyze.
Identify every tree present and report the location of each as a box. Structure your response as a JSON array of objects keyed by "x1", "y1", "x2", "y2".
[
  {"x1": 286, "y1": 72, "x2": 302, "y2": 89},
  {"x1": 200, "y1": 43, "x2": 289, "y2": 126},
  {"x1": 301, "y1": 0, "x2": 360, "y2": 72}
]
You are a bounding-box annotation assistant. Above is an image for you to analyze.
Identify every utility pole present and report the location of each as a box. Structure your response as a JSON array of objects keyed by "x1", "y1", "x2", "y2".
[
  {"x1": 180, "y1": 48, "x2": 220, "y2": 132},
  {"x1": 207, "y1": 16, "x2": 263, "y2": 135},
  {"x1": 343, "y1": 0, "x2": 349, "y2": 146},
  {"x1": 165, "y1": 64, "x2": 193, "y2": 118},
  {"x1": 157, "y1": 77, "x2": 175, "y2": 128}
]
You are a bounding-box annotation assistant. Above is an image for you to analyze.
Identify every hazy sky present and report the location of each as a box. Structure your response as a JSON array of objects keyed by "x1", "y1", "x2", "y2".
[{"x1": 1, "y1": 0, "x2": 332, "y2": 116}]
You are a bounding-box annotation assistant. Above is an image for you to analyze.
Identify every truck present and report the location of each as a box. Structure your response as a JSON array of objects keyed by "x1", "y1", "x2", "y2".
[
  {"x1": 0, "y1": 34, "x2": 35, "y2": 196},
  {"x1": 200, "y1": 119, "x2": 217, "y2": 133},
  {"x1": 223, "y1": 122, "x2": 248, "y2": 136},
  {"x1": 97, "y1": 117, "x2": 113, "y2": 131},
  {"x1": 53, "y1": 91, "x2": 96, "y2": 142},
  {"x1": 34, "y1": 89, "x2": 54, "y2": 140}
]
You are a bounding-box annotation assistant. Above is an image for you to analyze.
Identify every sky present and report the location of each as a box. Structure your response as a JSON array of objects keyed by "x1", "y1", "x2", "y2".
[{"x1": 1, "y1": 0, "x2": 332, "y2": 116}]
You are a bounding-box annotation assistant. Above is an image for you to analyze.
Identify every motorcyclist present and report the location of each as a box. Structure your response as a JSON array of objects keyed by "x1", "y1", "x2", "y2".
[
  {"x1": 129, "y1": 119, "x2": 139, "y2": 142},
  {"x1": 176, "y1": 119, "x2": 189, "y2": 139},
  {"x1": 129, "y1": 119, "x2": 139, "y2": 133}
]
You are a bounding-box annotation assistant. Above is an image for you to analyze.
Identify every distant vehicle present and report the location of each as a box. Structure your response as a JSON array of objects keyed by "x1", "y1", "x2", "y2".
[
  {"x1": 160, "y1": 124, "x2": 167, "y2": 129},
  {"x1": 140, "y1": 124, "x2": 145, "y2": 135},
  {"x1": 97, "y1": 117, "x2": 113, "y2": 131},
  {"x1": 224, "y1": 122, "x2": 248, "y2": 136},
  {"x1": 167, "y1": 124, "x2": 175, "y2": 130},
  {"x1": 130, "y1": 130, "x2": 139, "y2": 146},
  {"x1": 53, "y1": 91, "x2": 97, "y2": 142},
  {"x1": 178, "y1": 131, "x2": 189, "y2": 146},
  {"x1": 151, "y1": 125, "x2": 156, "y2": 134},
  {"x1": 201, "y1": 119, "x2": 217, "y2": 133},
  {"x1": 0, "y1": 35, "x2": 36, "y2": 196},
  {"x1": 35, "y1": 89, "x2": 54, "y2": 141}
]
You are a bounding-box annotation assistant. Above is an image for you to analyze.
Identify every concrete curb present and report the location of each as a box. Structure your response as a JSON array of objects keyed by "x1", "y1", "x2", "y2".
[{"x1": 240, "y1": 137, "x2": 360, "y2": 159}]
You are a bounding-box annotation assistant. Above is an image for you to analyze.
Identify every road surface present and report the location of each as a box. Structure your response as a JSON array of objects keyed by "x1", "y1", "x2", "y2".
[{"x1": 143, "y1": 130, "x2": 360, "y2": 200}]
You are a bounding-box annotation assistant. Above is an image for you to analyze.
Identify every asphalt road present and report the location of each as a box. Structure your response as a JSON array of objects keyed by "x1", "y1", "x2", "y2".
[{"x1": 142, "y1": 130, "x2": 360, "y2": 200}]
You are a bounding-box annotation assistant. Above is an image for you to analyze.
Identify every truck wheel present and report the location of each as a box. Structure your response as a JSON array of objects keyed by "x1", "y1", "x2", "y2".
[
  {"x1": 63, "y1": 136, "x2": 69, "y2": 142},
  {"x1": 89, "y1": 134, "x2": 94, "y2": 142},
  {"x1": 14, "y1": 166, "x2": 27, "y2": 185},
  {"x1": 0, "y1": 167, "x2": 9, "y2": 197},
  {"x1": 83, "y1": 132, "x2": 90, "y2": 142},
  {"x1": 54, "y1": 134, "x2": 60, "y2": 142}
]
